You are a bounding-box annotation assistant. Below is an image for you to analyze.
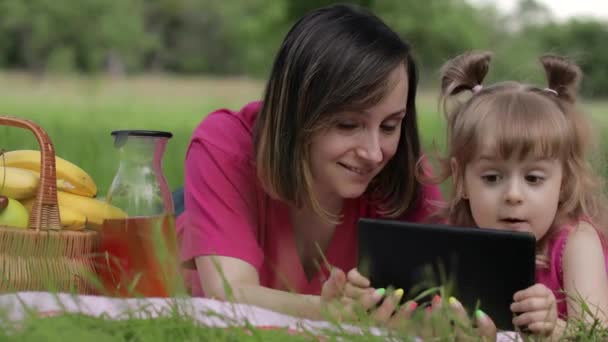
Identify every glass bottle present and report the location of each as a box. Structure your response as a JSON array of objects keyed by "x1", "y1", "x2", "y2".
[
  {"x1": 99, "y1": 130, "x2": 181, "y2": 298},
  {"x1": 105, "y1": 130, "x2": 174, "y2": 216}
]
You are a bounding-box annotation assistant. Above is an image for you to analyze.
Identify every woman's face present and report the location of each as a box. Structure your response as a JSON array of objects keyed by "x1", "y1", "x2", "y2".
[{"x1": 309, "y1": 65, "x2": 409, "y2": 208}]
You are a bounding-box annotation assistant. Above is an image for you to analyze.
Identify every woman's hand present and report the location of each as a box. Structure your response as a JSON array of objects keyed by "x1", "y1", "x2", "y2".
[
  {"x1": 320, "y1": 267, "x2": 416, "y2": 325},
  {"x1": 321, "y1": 268, "x2": 497, "y2": 340},
  {"x1": 344, "y1": 268, "x2": 416, "y2": 326},
  {"x1": 442, "y1": 296, "x2": 497, "y2": 341},
  {"x1": 320, "y1": 267, "x2": 347, "y2": 306},
  {"x1": 511, "y1": 283, "x2": 558, "y2": 336}
]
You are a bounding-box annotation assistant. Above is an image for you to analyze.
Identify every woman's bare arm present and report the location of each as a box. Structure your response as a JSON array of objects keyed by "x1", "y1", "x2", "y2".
[{"x1": 195, "y1": 255, "x2": 324, "y2": 320}]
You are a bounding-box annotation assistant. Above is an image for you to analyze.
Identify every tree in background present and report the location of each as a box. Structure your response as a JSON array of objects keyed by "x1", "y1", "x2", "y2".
[
  {"x1": 533, "y1": 20, "x2": 608, "y2": 97},
  {"x1": 286, "y1": 0, "x2": 373, "y2": 22},
  {"x1": 0, "y1": 0, "x2": 607, "y2": 97},
  {"x1": 371, "y1": 0, "x2": 497, "y2": 83},
  {"x1": 0, "y1": 0, "x2": 147, "y2": 76}
]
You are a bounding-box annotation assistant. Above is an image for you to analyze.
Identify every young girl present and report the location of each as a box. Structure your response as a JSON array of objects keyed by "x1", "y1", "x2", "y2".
[{"x1": 433, "y1": 51, "x2": 608, "y2": 338}]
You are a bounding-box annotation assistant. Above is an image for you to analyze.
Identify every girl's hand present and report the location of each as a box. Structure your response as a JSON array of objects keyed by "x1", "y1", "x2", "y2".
[{"x1": 511, "y1": 283, "x2": 558, "y2": 336}]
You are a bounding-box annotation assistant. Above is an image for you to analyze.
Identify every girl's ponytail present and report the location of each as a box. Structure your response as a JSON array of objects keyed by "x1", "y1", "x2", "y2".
[
  {"x1": 540, "y1": 54, "x2": 582, "y2": 104},
  {"x1": 440, "y1": 51, "x2": 492, "y2": 97}
]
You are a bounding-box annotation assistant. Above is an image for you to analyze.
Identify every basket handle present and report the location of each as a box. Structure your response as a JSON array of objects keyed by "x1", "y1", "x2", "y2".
[{"x1": 0, "y1": 116, "x2": 61, "y2": 230}]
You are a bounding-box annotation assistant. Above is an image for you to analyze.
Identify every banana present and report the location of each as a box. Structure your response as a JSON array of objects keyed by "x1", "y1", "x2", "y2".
[
  {"x1": 0, "y1": 150, "x2": 97, "y2": 197},
  {"x1": 55, "y1": 206, "x2": 88, "y2": 230},
  {"x1": 0, "y1": 166, "x2": 39, "y2": 199},
  {"x1": 56, "y1": 179, "x2": 79, "y2": 194},
  {"x1": 21, "y1": 197, "x2": 88, "y2": 230},
  {"x1": 57, "y1": 191, "x2": 127, "y2": 228}
]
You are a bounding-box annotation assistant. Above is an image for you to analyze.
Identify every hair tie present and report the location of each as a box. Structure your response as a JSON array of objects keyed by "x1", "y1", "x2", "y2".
[
  {"x1": 544, "y1": 88, "x2": 558, "y2": 96},
  {"x1": 472, "y1": 84, "x2": 483, "y2": 94}
]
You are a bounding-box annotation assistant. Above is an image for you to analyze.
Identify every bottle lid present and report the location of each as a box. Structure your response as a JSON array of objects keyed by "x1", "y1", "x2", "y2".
[{"x1": 111, "y1": 130, "x2": 173, "y2": 138}]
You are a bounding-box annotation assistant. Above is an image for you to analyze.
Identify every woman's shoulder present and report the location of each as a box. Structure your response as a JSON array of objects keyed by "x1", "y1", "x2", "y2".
[{"x1": 190, "y1": 101, "x2": 262, "y2": 158}]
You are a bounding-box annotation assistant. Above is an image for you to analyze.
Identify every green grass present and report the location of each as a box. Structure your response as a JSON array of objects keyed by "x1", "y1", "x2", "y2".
[
  {"x1": 2, "y1": 73, "x2": 608, "y2": 340},
  {"x1": 3, "y1": 288, "x2": 607, "y2": 341},
  {"x1": 0, "y1": 72, "x2": 454, "y2": 195},
  {"x1": 0, "y1": 312, "x2": 313, "y2": 341},
  {"x1": 0, "y1": 72, "x2": 264, "y2": 195},
  {"x1": 1, "y1": 71, "x2": 605, "y2": 195}
]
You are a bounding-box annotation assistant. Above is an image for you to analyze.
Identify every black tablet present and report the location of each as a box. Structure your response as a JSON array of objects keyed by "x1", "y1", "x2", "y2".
[{"x1": 357, "y1": 218, "x2": 536, "y2": 330}]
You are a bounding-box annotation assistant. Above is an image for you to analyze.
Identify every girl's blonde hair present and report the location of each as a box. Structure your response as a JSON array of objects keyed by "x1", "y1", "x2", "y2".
[{"x1": 425, "y1": 51, "x2": 607, "y2": 264}]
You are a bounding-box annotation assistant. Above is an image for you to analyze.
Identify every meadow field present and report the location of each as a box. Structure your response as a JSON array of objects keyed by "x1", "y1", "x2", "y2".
[
  {"x1": 1, "y1": 72, "x2": 608, "y2": 340},
  {"x1": 0, "y1": 72, "x2": 263, "y2": 195},
  {"x1": 1, "y1": 71, "x2": 607, "y2": 194}
]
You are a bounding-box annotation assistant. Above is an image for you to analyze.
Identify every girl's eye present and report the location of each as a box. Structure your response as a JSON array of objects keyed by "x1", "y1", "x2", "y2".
[
  {"x1": 481, "y1": 174, "x2": 501, "y2": 184},
  {"x1": 525, "y1": 174, "x2": 544, "y2": 184}
]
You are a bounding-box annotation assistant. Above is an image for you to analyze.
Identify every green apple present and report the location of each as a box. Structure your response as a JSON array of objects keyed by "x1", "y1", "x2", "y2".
[{"x1": 0, "y1": 196, "x2": 29, "y2": 228}]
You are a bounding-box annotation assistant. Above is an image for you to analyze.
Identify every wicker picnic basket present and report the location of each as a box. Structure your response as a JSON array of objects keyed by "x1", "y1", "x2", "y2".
[{"x1": 0, "y1": 116, "x2": 99, "y2": 293}]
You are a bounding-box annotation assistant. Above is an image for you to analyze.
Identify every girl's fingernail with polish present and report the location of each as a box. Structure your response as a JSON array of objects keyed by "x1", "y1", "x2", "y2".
[
  {"x1": 426, "y1": 306, "x2": 432, "y2": 313},
  {"x1": 375, "y1": 288, "x2": 386, "y2": 297},
  {"x1": 448, "y1": 296, "x2": 460, "y2": 307},
  {"x1": 433, "y1": 294, "x2": 441, "y2": 304},
  {"x1": 475, "y1": 309, "x2": 487, "y2": 319}
]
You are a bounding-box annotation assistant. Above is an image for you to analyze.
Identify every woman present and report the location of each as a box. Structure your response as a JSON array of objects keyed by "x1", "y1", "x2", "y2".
[{"x1": 177, "y1": 3, "x2": 442, "y2": 324}]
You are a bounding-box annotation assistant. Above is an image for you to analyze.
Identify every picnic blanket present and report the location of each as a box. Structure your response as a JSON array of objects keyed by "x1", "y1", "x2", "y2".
[{"x1": 0, "y1": 292, "x2": 520, "y2": 340}]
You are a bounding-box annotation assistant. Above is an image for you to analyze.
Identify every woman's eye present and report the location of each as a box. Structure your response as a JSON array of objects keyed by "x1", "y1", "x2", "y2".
[
  {"x1": 336, "y1": 122, "x2": 357, "y2": 130},
  {"x1": 381, "y1": 119, "x2": 402, "y2": 133},
  {"x1": 381, "y1": 125, "x2": 398, "y2": 133}
]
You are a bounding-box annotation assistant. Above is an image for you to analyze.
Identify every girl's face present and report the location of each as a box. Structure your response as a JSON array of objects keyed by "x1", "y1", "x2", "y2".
[
  {"x1": 308, "y1": 65, "x2": 408, "y2": 209},
  {"x1": 460, "y1": 150, "x2": 563, "y2": 240}
]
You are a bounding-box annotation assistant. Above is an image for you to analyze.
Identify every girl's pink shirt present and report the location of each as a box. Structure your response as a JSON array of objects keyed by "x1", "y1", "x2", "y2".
[
  {"x1": 536, "y1": 221, "x2": 608, "y2": 318},
  {"x1": 176, "y1": 101, "x2": 443, "y2": 296}
]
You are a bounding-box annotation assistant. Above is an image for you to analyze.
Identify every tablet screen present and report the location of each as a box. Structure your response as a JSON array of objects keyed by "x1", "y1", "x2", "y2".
[{"x1": 357, "y1": 218, "x2": 536, "y2": 330}]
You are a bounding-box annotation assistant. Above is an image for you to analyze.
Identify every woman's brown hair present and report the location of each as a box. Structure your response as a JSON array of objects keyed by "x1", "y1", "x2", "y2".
[{"x1": 254, "y1": 4, "x2": 422, "y2": 223}]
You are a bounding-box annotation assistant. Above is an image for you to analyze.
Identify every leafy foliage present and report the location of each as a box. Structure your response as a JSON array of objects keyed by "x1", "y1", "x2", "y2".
[{"x1": 0, "y1": 0, "x2": 607, "y2": 96}]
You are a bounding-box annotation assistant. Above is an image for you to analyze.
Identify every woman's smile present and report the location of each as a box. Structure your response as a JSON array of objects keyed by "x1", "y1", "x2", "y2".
[{"x1": 338, "y1": 162, "x2": 374, "y2": 177}]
